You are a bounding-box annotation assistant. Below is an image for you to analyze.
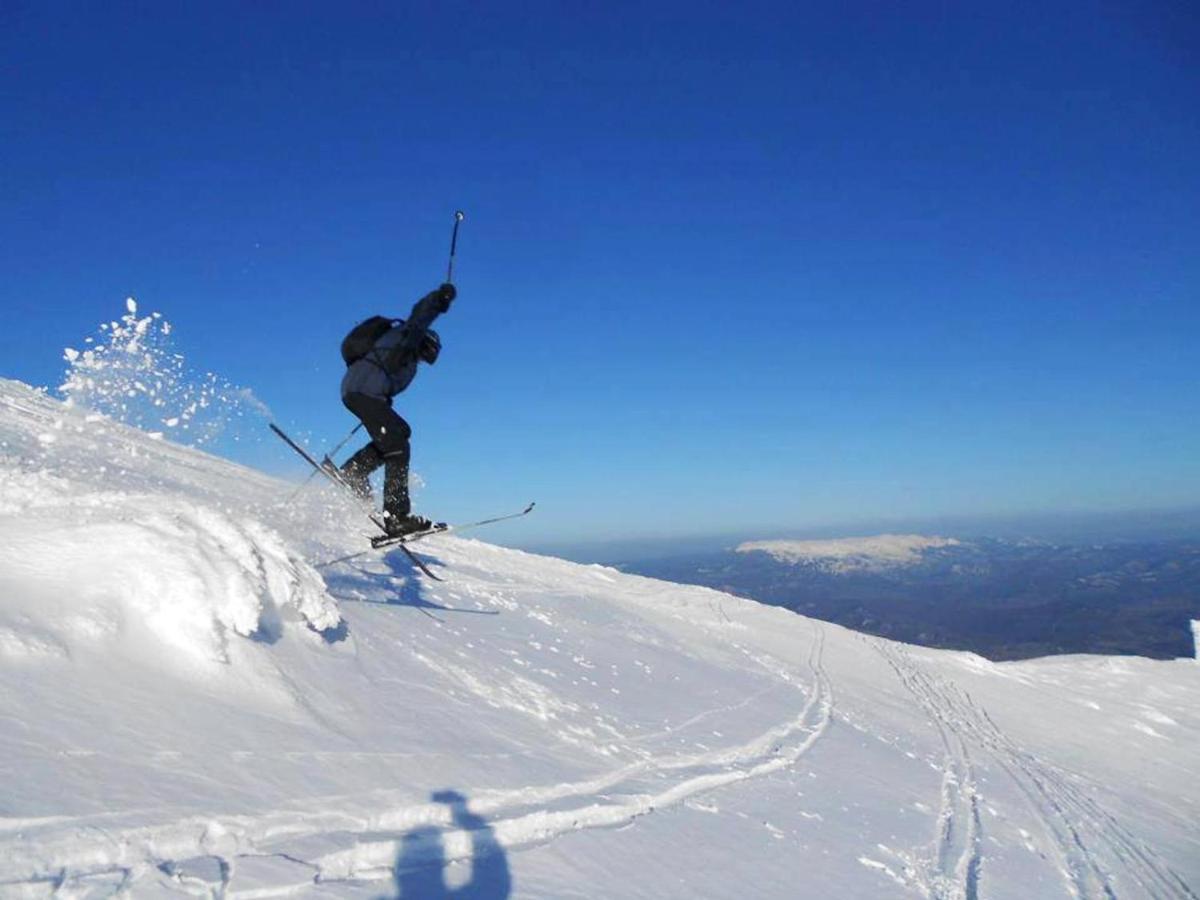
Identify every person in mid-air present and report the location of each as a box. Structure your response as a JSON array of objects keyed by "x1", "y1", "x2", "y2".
[{"x1": 336, "y1": 282, "x2": 456, "y2": 538}]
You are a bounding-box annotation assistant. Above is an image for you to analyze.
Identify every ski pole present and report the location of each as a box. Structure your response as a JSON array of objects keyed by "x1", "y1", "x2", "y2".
[
  {"x1": 446, "y1": 210, "x2": 465, "y2": 284},
  {"x1": 327, "y1": 422, "x2": 364, "y2": 459},
  {"x1": 286, "y1": 423, "x2": 363, "y2": 502}
]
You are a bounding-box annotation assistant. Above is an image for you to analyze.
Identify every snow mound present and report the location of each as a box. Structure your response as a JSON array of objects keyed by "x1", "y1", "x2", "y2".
[
  {"x1": 2, "y1": 491, "x2": 338, "y2": 665},
  {"x1": 0, "y1": 381, "x2": 340, "y2": 671},
  {"x1": 737, "y1": 533, "x2": 960, "y2": 572}
]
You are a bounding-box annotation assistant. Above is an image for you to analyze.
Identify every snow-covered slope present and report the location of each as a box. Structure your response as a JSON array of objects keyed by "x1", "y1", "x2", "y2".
[{"x1": 1, "y1": 378, "x2": 1197, "y2": 899}]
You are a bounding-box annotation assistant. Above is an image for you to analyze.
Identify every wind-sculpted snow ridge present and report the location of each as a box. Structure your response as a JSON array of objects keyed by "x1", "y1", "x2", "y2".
[
  {"x1": 737, "y1": 533, "x2": 961, "y2": 572},
  {"x1": 1, "y1": 377, "x2": 1198, "y2": 898},
  {"x1": 0, "y1": 382, "x2": 341, "y2": 668},
  {"x1": 1, "y1": 485, "x2": 339, "y2": 664}
]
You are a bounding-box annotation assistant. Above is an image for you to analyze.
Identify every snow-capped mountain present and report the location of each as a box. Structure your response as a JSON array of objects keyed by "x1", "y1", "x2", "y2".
[
  {"x1": 1, "y1": 378, "x2": 1196, "y2": 898},
  {"x1": 737, "y1": 534, "x2": 962, "y2": 573}
]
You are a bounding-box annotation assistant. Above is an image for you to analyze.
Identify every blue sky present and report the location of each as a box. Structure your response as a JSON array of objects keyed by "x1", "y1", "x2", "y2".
[{"x1": 2, "y1": 2, "x2": 1197, "y2": 546}]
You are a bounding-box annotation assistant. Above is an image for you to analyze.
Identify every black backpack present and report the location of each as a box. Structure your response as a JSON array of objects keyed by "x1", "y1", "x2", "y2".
[{"x1": 340, "y1": 316, "x2": 396, "y2": 366}]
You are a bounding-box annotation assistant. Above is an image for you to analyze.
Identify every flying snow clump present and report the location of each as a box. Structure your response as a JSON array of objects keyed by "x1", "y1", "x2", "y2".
[{"x1": 59, "y1": 297, "x2": 270, "y2": 446}]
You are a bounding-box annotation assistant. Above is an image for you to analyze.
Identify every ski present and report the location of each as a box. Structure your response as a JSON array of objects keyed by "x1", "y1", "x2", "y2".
[
  {"x1": 393, "y1": 542, "x2": 442, "y2": 580},
  {"x1": 316, "y1": 503, "x2": 536, "y2": 570},
  {"x1": 270, "y1": 422, "x2": 442, "y2": 579},
  {"x1": 370, "y1": 502, "x2": 536, "y2": 549}
]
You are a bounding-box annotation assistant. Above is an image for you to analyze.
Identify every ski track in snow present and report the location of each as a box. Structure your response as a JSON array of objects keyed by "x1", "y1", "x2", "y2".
[
  {"x1": 872, "y1": 639, "x2": 983, "y2": 900},
  {"x1": 0, "y1": 625, "x2": 833, "y2": 895},
  {"x1": 871, "y1": 638, "x2": 1196, "y2": 900}
]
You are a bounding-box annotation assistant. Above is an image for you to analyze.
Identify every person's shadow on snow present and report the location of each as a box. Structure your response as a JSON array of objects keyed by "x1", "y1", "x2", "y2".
[{"x1": 387, "y1": 789, "x2": 512, "y2": 899}]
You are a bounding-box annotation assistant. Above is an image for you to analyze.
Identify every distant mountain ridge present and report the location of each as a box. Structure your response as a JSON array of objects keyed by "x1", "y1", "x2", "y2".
[
  {"x1": 737, "y1": 533, "x2": 961, "y2": 572},
  {"x1": 628, "y1": 534, "x2": 1200, "y2": 661}
]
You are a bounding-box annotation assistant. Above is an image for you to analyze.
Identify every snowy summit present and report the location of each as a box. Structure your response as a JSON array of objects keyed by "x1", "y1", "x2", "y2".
[
  {"x1": 0, "y1": 377, "x2": 1197, "y2": 898},
  {"x1": 737, "y1": 534, "x2": 962, "y2": 573}
]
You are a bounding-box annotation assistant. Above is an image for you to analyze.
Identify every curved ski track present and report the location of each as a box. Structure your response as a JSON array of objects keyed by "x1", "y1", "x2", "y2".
[
  {"x1": 872, "y1": 639, "x2": 1195, "y2": 900},
  {"x1": 0, "y1": 627, "x2": 833, "y2": 896}
]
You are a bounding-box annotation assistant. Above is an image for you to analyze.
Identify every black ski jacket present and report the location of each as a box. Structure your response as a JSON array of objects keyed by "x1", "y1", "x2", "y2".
[{"x1": 340, "y1": 289, "x2": 446, "y2": 401}]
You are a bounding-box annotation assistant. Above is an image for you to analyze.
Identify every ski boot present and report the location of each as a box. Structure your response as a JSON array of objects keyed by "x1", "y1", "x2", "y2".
[
  {"x1": 382, "y1": 512, "x2": 445, "y2": 540},
  {"x1": 333, "y1": 445, "x2": 382, "y2": 502}
]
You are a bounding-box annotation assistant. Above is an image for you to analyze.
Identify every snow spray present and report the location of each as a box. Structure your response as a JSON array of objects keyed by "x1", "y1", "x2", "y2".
[{"x1": 59, "y1": 297, "x2": 271, "y2": 447}]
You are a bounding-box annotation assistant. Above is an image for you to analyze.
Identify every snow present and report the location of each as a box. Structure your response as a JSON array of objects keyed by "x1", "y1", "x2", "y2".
[
  {"x1": 737, "y1": 533, "x2": 961, "y2": 572},
  {"x1": 58, "y1": 298, "x2": 269, "y2": 445},
  {"x1": 1, "y1": 376, "x2": 1197, "y2": 898}
]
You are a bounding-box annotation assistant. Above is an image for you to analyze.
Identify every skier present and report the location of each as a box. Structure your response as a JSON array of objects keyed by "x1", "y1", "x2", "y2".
[{"x1": 336, "y1": 282, "x2": 456, "y2": 538}]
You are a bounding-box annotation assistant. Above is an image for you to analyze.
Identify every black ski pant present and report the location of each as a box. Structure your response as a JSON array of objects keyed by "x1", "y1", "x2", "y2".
[{"x1": 341, "y1": 392, "x2": 412, "y2": 520}]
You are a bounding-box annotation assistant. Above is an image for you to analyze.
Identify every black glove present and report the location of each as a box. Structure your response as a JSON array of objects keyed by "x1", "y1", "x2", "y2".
[{"x1": 435, "y1": 282, "x2": 456, "y2": 312}]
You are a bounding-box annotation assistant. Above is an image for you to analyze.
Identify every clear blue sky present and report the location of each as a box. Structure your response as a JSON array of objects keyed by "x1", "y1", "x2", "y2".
[{"x1": 2, "y1": 2, "x2": 1197, "y2": 546}]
